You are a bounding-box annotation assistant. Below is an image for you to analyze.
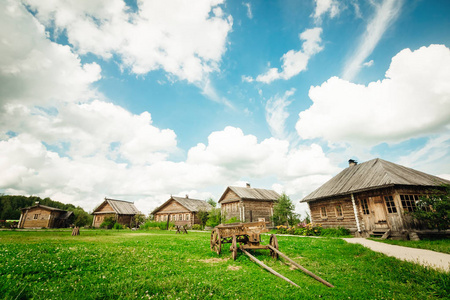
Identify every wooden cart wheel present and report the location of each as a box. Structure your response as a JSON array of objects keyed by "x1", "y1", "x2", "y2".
[
  {"x1": 269, "y1": 234, "x2": 279, "y2": 259},
  {"x1": 210, "y1": 229, "x2": 222, "y2": 255},
  {"x1": 231, "y1": 235, "x2": 238, "y2": 261}
]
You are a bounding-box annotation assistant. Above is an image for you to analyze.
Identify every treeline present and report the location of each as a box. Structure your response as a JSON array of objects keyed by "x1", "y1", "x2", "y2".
[{"x1": 0, "y1": 195, "x2": 92, "y2": 226}]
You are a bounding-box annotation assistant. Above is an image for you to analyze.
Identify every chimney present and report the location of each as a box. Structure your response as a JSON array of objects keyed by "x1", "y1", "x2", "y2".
[
  {"x1": 348, "y1": 159, "x2": 358, "y2": 167},
  {"x1": 185, "y1": 194, "x2": 189, "y2": 199},
  {"x1": 246, "y1": 183, "x2": 251, "y2": 188},
  {"x1": 35, "y1": 201, "x2": 39, "y2": 206}
]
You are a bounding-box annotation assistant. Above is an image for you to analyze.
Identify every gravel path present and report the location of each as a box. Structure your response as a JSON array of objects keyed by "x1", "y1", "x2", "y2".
[{"x1": 343, "y1": 238, "x2": 449, "y2": 272}]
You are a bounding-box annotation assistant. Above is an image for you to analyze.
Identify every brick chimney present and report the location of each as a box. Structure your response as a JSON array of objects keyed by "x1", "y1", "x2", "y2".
[
  {"x1": 185, "y1": 194, "x2": 189, "y2": 198},
  {"x1": 348, "y1": 159, "x2": 358, "y2": 167}
]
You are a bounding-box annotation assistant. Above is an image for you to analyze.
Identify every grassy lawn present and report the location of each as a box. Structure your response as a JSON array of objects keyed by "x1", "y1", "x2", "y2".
[
  {"x1": 0, "y1": 230, "x2": 448, "y2": 299},
  {"x1": 369, "y1": 238, "x2": 450, "y2": 254}
]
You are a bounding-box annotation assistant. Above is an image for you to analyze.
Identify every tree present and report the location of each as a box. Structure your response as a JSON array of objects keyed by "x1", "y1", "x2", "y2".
[
  {"x1": 272, "y1": 193, "x2": 299, "y2": 226},
  {"x1": 409, "y1": 185, "x2": 450, "y2": 231},
  {"x1": 207, "y1": 198, "x2": 217, "y2": 208},
  {"x1": 197, "y1": 210, "x2": 209, "y2": 227},
  {"x1": 206, "y1": 208, "x2": 222, "y2": 227}
]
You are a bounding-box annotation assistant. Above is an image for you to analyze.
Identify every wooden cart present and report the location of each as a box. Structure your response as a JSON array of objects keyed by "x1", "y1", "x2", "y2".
[{"x1": 210, "y1": 221, "x2": 334, "y2": 288}]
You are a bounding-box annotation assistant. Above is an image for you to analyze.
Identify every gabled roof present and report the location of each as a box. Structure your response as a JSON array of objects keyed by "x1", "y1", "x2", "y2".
[
  {"x1": 20, "y1": 204, "x2": 65, "y2": 212},
  {"x1": 92, "y1": 198, "x2": 140, "y2": 215},
  {"x1": 218, "y1": 186, "x2": 280, "y2": 203},
  {"x1": 301, "y1": 158, "x2": 450, "y2": 203},
  {"x1": 152, "y1": 196, "x2": 213, "y2": 214}
]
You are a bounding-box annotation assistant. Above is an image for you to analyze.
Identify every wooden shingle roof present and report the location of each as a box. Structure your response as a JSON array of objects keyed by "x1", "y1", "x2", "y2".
[
  {"x1": 151, "y1": 196, "x2": 213, "y2": 214},
  {"x1": 218, "y1": 186, "x2": 280, "y2": 203},
  {"x1": 301, "y1": 158, "x2": 450, "y2": 203},
  {"x1": 93, "y1": 198, "x2": 140, "y2": 215}
]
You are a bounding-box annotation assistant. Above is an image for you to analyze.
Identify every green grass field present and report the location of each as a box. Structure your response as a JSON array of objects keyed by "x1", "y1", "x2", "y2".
[{"x1": 0, "y1": 230, "x2": 448, "y2": 299}]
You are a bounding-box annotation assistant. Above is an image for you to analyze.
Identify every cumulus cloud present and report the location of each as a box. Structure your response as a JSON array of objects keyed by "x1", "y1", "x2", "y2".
[
  {"x1": 0, "y1": 0, "x2": 101, "y2": 106},
  {"x1": 24, "y1": 0, "x2": 233, "y2": 84},
  {"x1": 343, "y1": 0, "x2": 403, "y2": 80},
  {"x1": 254, "y1": 27, "x2": 323, "y2": 83},
  {"x1": 296, "y1": 45, "x2": 450, "y2": 146},
  {"x1": 313, "y1": 0, "x2": 340, "y2": 23},
  {"x1": 243, "y1": 2, "x2": 253, "y2": 19}
]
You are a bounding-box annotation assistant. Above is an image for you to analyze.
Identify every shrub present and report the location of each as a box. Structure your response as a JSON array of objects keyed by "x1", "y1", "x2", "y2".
[
  {"x1": 276, "y1": 223, "x2": 323, "y2": 236},
  {"x1": 224, "y1": 217, "x2": 240, "y2": 224},
  {"x1": 100, "y1": 217, "x2": 116, "y2": 229},
  {"x1": 320, "y1": 227, "x2": 351, "y2": 237},
  {"x1": 113, "y1": 222, "x2": 123, "y2": 230},
  {"x1": 141, "y1": 221, "x2": 174, "y2": 230},
  {"x1": 192, "y1": 224, "x2": 203, "y2": 230}
]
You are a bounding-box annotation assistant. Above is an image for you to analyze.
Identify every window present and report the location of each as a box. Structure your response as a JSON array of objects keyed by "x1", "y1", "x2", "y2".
[
  {"x1": 320, "y1": 207, "x2": 327, "y2": 218},
  {"x1": 33, "y1": 214, "x2": 39, "y2": 220},
  {"x1": 186, "y1": 214, "x2": 190, "y2": 221},
  {"x1": 384, "y1": 196, "x2": 397, "y2": 213},
  {"x1": 361, "y1": 199, "x2": 370, "y2": 215},
  {"x1": 335, "y1": 205, "x2": 343, "y2": 218},
  {"x1": 400, "y1": 194, "x2": 419, "y2": 212},
  {"x1": 179, "y1": 214, "x2": 183, "y2": 221}
]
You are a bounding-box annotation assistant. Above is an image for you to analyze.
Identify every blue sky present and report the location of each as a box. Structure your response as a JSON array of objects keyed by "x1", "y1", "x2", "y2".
[{"x1": 1, "y1": 0, "x2": 449, "y2": 215}]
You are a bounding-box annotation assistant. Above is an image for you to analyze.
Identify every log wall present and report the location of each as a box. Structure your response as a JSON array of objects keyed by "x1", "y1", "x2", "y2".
[{"x1": 20, "y1": 207, "x2": 60, "y2": 229}]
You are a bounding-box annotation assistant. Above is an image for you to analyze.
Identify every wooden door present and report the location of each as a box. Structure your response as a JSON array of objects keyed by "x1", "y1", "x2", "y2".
[{"x1": 370, "y1": 197, "x2": 388, "y2": 229}]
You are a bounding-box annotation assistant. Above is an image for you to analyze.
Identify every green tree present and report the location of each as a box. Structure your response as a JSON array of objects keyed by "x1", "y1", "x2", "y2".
[
  {"x1": 206, "y1": 208, "x2": 222, "y2": 227},
  {"x1": 409, "y1": 185, "x2": 450, "y2": 231},
  {"x1": 197, "y1": 210, "x2": 209, "y2": 227},
  {"x1": 132, "y1": 214, "x2": 145, "y2": 228},
  {"x1": 207, "y1": 198, "x2": 217, "y2": 208},
  {"x1": 272, "y1": 193, "x2": 298, "y2": 226}
]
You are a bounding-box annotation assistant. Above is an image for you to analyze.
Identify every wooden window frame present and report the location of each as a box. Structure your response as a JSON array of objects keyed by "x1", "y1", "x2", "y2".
[
  {"x1": 384, "y1": 195, "x2": 398, "y2": 214},
  {"x1": 360, "y1": 199, "x2": 370, "y2": 215},
  {"x1": 400, "y1": 194, "x2": 419, "y2": 212},
  {"x1": 320, "y1": 207, "x2": 327, "y2": 219},
  {"x1": 335, "y1": 205, "x2": 343, "y2": 219}
]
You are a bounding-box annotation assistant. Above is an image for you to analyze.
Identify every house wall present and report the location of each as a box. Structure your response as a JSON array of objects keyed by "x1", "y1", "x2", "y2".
[
  {"x1": 20, "y1": 207, "x2": 61, "y2": 229},
  {"x1": 154, "y1": 199, "x2": 196, "y2": 227},
  {"x1": 92, "y1": 213, "x2": 116, "y2": 228},
  {"x1": 96, "y1": 202, "x2": 115, "y2": 213},
  {"x1": 309, "y1": 197, "x2": 359, "y2": 232}
]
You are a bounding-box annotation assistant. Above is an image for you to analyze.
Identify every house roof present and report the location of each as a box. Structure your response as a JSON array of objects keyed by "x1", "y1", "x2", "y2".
[
  {"x1": 92, "y1": 198, "x2": 140, "y2": 215},
  {"x1": 152, "y1": 196, "x2": 213, "y2": 214},
  {"x1": 20, "y1": 204, "x2": 65, "y2": 212},
  {"x1": 301, "y1": 158, "x2": 450, "y2": 203},
  {"x1": 218, "y1": 186, "x2": 280, "y2": 203}
]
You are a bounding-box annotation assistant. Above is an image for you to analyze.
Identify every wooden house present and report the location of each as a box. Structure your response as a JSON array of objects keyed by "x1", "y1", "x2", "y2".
[
  {"x1": 18, "y1": 203, "x2": 74, "y2": 229},
  {"x1": 92, "y1": 198, "x2": 140, "y2": 228},
  {"x1": 152, "y1": 195, "x2": 213, "y2": 227},
  {"x1": 218, "y1": 184, "x2": 280, "y2": 223},
  {"x1": 301, "y1": 158, "x2": 450, "y2": 238}
]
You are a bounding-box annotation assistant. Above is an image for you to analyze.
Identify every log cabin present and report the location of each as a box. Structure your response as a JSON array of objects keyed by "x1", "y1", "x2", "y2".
[
  {"x1": 301, "y1": 158, "x2": 450, "y2": 238},
  {"x1": 151, "y1": 195, "x2": 213, "y2": 227},
  {"x1": 18, "y1": 203, "x2": 74, "y2": 229},
  {"x1": 92, "y1": 198, "x2": 140, "y2": 228},
  {"x1": 218, "y1": 184, "x2": 280, "y2": 224}
]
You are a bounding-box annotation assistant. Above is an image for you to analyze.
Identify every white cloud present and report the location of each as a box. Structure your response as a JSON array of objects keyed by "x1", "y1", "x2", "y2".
[
  {"x1": 313, "y1": 0, "x2": 340, "y2": 23},
  {"x1": 265, "y1": 89, "x2": 295, "y2": 139},
  {"x1": 24, "y1": 0, "x2": 233, "y2": 84},
  {"x1": 243, "y1": 2, "x2": 253, "y2": 19},
  {"x1": 363, "y1": 60, "x2": 374, "y2": 67},
  {"x1": 0, "y1": 0, "x2": 101, "y2": 106},
  {"x1": 342, "y1": 0, "x2": 403, "y2": 80},
  {"x1": 254, "y1": 27, "x2": 323, "y2": 84},
  {"x1": 296, "y1": 45, "x2": 450, "y2": 146}
]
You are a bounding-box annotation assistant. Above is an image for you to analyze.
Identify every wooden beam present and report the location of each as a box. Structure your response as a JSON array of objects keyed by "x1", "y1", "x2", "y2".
[
  {"x1": 267, "y1": 245, "x2": 334, "y2": 288},
  {"x1": 240, "y1": 248, "x2": 299, "y2": 288}
]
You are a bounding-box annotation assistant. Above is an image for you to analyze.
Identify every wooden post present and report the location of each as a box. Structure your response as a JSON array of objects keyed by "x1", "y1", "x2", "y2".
[
  {"x1": 240, "y1": 248, "x2": 300, "y2": 288},
  {"x1": 267, "y1": 245, "x2": 334, "y2": 288},
  {"x1": 166, "y1": 214, "x2": 171, "y2": 230}
]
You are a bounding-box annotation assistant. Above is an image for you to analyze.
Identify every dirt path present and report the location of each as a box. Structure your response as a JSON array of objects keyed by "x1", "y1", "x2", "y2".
[{"x1": 343, "y1": 238, "x2": 449, "y2": 272}]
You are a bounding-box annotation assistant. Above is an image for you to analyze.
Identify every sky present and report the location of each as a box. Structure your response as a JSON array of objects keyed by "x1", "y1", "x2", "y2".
[{"x1": 1, "y1": 0, "x2": 449, "y2": 217}]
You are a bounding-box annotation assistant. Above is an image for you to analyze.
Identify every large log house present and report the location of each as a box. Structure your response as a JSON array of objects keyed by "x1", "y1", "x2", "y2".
[
  {"x1": 92, "y1": 198, "x2": 140, "y2": 228},
  {"x1": 18, "y1": 203, "x2": 74, "y2": 229},
  {"x1": 301, "y1": 158, "x2": 450, "y2": 238}
]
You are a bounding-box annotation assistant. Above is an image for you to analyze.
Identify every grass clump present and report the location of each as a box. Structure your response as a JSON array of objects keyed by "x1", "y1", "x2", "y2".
[{"x1": 370, "y1": 238, "x2": 450, "y2": 254}]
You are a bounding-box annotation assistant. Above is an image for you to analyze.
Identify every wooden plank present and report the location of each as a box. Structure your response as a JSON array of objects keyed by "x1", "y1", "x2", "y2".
[
  {"x1": 240, "y1": 249, "x2": 299, "y2": 288},
  {"x1": 267, "y1": 245, "x2": 334, "y2": 288}
]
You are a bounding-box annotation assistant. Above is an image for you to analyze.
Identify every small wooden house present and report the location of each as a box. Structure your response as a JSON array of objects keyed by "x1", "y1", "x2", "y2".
[
  {"x1": 18, "y1": 203, "x2": 74, "y2": 229},
  {"x1": 301, "y1": 158, "x2": 450, "y2": 238},
  {"x1": 218, "y1": 184, "x2": 280, "y2": 223},
  {"x1": 152, "y1": 195, "x2": 213, "y2": 227},
  {"x1": 92, "y1": 198, "x2": 140, "y2": 228}
]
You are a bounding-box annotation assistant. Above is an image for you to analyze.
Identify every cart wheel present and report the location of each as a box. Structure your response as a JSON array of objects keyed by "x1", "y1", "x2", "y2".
[
  {"x1": 231, "y1": 235, "x2": 238, "y2": 261},
  {"x1": 210, "y1": 229, "x2": 222, "y2": 255},
  {"x1": 269, "y1": 234, "x2": 279, "y2": 259}
]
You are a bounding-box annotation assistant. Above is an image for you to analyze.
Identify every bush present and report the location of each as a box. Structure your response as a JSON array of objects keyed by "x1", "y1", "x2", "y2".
[
  {"x1": 191, "y1": 224, "x2": 203, "y2": 230},
  {"x1": 100, "y1": 217, "x2": 116, "y2": 229},
  {"x1": 320, "y1": 227, "x2": 351, "y2": 237},
  {"x1": 276, "y1": 223, "x2": 323, "y2": 236},
  {"x1": 141, "y1": 221, "x2": 174, "y2": 230},
  {"x1": 113, "y1": 222, "x2": 123, "y2": 230},
  {"x1": 224, "y1": 217, "x2": 240, "y2": 224}
]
